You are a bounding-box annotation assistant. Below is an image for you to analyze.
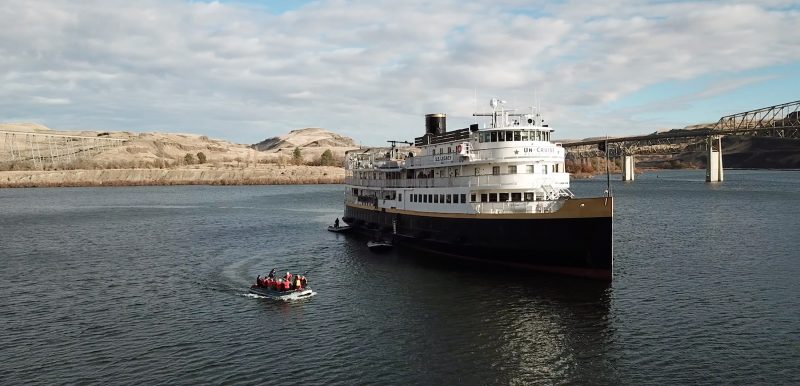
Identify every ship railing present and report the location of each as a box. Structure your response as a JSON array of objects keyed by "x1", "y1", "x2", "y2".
[
  {"x1": 344, "y1": 174, "x2": 569, "y2": 190},
  {"x1": 471, "y1": 200, "x2": 565, "y2": 214}
]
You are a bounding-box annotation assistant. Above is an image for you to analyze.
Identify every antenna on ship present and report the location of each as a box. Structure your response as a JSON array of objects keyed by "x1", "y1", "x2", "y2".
[
  {"x1": 387, "y1": 140, "x2": 413, "y2": 158},
  {"x1": 474, "y1": 89, "x2": 478, "y2": 116},
  {"x1": 605, "y1": 135, "x2": 612, "y2": 197}
]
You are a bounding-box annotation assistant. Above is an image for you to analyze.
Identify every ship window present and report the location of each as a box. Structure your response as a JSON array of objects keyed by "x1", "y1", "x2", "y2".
[
  {"x1": 520, "y1": 131, "x2": 529, "y2": 141},
  {"x1": 492, "y1": 166, "x2": 500, "y2": 175},
  {"x1": 498, "y1": 131, "x2": 505, "y2": 141},
  {"x1": 506, "y1": 131, "x2": 513, "y2": 141},
  {"x1": 490, "y1": 131, "x2": 497, "y2": 142},
  {"x1": 514, "y1": 131, "x2": 521, "y2": 141},
  {"x1": 411, "y1": 194, "x2": 415, "y2": 202},
  {"x1": 471, "y1": 194, "x2": 476, "y2": 202},
  {"x1": 542, "y1": 165, "x2": 548, "y2": 174},
  {"x1": 399, "y1": 194, "x2": 402, "y2": 202},
  {"x1": 439, "y1": 194, "x2": 444, "y2": 203},
  {"x1": 526, "y1": 165, "x2": 534, "y2": 173},
  {"x1": 508, "y1": 165, "x2": 517, "y2": 174},
  {"x1": 489, "y1": 193, "x2": 498, "y2": 202},
  {"x1": 433, "y1": 195, "x2": 438, "y2": 203},
  {"x1": 446, "y1": 194, "x2": 451, "y2": 203},
  {"x1": 460, "y1": 194, "x2": 466, "y2": 203},
  {"x1": 555, "y1": 164, "x2": 560, "y2": 173},
  {"x1": 474, "y1": 167, "x2": 479, "y2": 176},
  {"x1": 499, "y1": 193, "x2": 509, "y2": 201},
  {"x1": 454, "y1": 168, "x2": 459, "y2": 177},
  {"x1": 552, "y1": 164, "x2": 556, "y2": 173},
  {"x1": 481, "y1": 193, "x2": 488, "y2": 202},
  {"x1": 511, "y1": 193, "x2": 521, "y2": 202},
  {"x1": 525, "y1": 192, "x2": 534, "y2": 201},
  {"x1": 448, "y1": 147, "x2": 452, "y2": 153}
]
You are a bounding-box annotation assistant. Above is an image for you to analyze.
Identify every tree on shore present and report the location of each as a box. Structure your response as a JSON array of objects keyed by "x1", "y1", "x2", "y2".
[
  {"x1": 184, "y1": 153, "x2": 195, "y2": 165},
  {"x1": 292, "y1": 147, "x2": 303, "y2": 165},
  {"x1": 196, "y1": 152, "x2": 207, "y2": 164},
  {"x1": 319, "y1": 149, "x2": 334, "y2": 166}
]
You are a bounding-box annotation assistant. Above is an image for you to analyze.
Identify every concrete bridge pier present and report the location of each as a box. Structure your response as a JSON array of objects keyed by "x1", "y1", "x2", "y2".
[
  {"x1": 622, "y1": 154, "x2": 635, "y2": 181},
  {"x1": 706, "y1": 136, "x2": 724, "y2": 182}
]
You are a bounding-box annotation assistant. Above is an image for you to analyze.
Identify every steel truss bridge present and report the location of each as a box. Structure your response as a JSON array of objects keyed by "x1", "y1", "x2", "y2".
[
  {"x1": 560, "y1": 99, "x2": 800, "y2": 181},
  {"x1": 0, "y1": 130, "x2": 127, "y2": 169}
]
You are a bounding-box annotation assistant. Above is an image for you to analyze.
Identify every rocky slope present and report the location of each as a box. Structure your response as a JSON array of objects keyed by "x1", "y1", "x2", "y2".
[
  {"x1": 252, "y1": 128, "x2": 358, "y2": 163},
  {"x1": 0, "y1": 123, "x2": 357, "y2": 187},
  {"x1": 634, "y1": 136, "x2": 800, "y2": 169}
]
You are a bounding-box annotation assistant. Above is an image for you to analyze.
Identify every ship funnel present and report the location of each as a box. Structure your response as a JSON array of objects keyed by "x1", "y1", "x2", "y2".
[{"x1": 425, "y1": 113, "x2": 446, "y2": 135}]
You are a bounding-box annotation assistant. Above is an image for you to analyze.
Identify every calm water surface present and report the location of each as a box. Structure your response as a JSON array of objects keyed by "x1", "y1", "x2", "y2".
[{"x1": 1, "y1": 170, "x2": 798, "y2": 384}]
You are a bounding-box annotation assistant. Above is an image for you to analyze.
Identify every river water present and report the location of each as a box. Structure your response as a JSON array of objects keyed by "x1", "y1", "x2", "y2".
[{"x1": 1, "y1": 170, "x2": 798, "y2": 385}]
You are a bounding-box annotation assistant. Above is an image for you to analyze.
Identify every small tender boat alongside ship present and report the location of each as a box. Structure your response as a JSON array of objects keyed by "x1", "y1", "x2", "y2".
[
  {"x1": 341, "y1": 99, "x2": 614, "y2": 280},
  {"x1": 366, "y1": 240, "x2": 393, "y2": 252},
  {"x1": 327, "y1": 225, "x2": 352, "y2": 233}
]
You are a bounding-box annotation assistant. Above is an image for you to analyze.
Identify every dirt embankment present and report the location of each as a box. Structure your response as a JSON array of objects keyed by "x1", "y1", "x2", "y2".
[{"x1": 0, "y1": 165, "x2": 344, "y2": 188}]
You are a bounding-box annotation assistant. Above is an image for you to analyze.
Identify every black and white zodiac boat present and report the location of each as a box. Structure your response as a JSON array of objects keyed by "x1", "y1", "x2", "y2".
[{"x1": 249, "y1": 272, "x2": 315, "y2": 300}]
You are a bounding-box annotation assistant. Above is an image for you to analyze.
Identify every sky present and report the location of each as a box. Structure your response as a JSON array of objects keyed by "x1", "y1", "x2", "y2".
[{"x1": 1, "y1": 0, "x2": 799, "y2": 145}]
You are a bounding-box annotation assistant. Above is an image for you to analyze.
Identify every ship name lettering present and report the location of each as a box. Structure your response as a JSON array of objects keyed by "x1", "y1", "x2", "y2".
[{"x1": 523, "y1": 147, "x2": 556, "y2": 153}]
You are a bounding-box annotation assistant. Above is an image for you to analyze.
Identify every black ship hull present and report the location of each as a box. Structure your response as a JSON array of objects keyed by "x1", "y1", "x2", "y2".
[{"x1": 343, "y1": 197, "x2": 613, "y2": 280}]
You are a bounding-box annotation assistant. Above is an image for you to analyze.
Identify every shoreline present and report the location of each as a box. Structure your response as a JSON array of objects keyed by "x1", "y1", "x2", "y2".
[{"x1": 0, "y1": 165, "x2": 345, "y2": 188}]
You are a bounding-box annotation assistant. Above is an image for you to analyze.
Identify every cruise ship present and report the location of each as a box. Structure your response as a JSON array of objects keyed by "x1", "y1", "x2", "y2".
[{"x1": 342, "y1": 99, "x2": 613, "y2": 280}]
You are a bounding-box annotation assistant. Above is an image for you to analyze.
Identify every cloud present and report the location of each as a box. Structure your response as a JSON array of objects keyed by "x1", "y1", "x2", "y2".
[
  {"x1": 31, "y1": 96, "x2": 71, "y2": 105},
  {"x1": 0, "y1": 0, "x2": 798, "y2": 144}
]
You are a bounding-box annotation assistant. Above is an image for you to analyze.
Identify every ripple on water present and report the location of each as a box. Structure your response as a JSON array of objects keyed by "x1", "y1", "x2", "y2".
[{"x1": 1, "y1": 178, "x2": 799, "y2": 384}]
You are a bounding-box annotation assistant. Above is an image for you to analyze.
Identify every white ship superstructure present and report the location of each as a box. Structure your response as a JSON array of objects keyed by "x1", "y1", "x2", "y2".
[
  {"x1": 345, "y1": 99, "x2": 574, "y2": 214},
  {"x1": 341, "y1": 99, "x2": 613, "y2": 280}
]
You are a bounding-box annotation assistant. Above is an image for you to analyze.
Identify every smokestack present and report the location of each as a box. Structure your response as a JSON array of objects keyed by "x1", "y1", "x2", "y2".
[{"x1": 425, "y1": 113, "x2": 446, "y2": 135}]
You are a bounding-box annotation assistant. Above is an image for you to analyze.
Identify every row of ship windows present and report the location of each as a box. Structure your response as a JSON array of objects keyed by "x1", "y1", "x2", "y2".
[
  {"x1": 486, "y1": 164, "x2": 560, "y2": 175},
  {"x1": 410, "y1": 193, "x2": 468, "y2": 204},
  {"x1": 478, "y1": 130, "x2": 550, "y2": 143},
  {"x1": 354, "y1": 163, "x2": 561, "y2": 180},
  {"x1": 474, "y1": 192, "x2": 537, "y2": 202},
  {"x1": 407, "y1": 192, "x2": 540, "y2": 204}
]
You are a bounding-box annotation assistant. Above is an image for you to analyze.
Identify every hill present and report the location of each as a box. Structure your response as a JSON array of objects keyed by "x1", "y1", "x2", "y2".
[
  {"x1": 252, "y1": 128, "x2": 358, "y2": 164},
  {"x1": 636, "y1": 136, "x2": 800, "y2": 169},
  {"x1": 0, "y1": 123, "x2": 355, "y2": 187}
]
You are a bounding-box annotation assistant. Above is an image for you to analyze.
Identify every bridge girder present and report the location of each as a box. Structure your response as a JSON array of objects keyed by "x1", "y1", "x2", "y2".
[{"x1": 563, "y1": 99, "x2": 800, "y2": 159}]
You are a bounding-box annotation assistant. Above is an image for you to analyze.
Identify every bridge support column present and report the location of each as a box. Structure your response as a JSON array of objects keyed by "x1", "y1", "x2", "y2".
[
  {"x1": 706, "y1": 136, "x2": 723, "y2": 182},
  {"x1": 622, "y1": 154, "x2": 635, "y2": 181}
]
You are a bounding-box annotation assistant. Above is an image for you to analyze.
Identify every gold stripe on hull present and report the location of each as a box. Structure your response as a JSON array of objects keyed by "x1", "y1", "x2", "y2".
[{"x1": 346, "y1": 196, "x2": 613, "y2": 220}]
